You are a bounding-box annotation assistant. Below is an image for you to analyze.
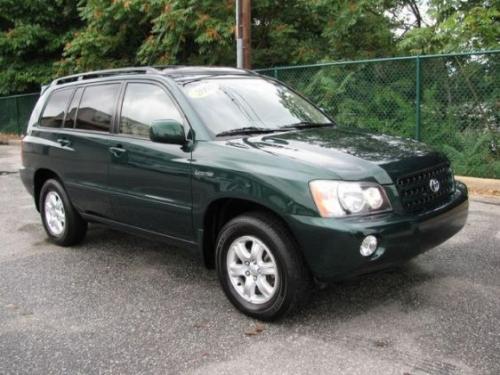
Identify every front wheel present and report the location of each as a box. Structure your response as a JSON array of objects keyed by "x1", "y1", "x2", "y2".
[
  {"x1": 216, "y1": 212, "x2": 311, "y2": 320},
  {"x1": 40, "y1": 179, "x2": 87, "y2": 246}
]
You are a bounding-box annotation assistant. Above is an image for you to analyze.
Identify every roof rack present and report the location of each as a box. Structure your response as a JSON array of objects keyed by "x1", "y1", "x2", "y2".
[{"x1": 51, "y1": 67, "x2": 161, "y2": 86}]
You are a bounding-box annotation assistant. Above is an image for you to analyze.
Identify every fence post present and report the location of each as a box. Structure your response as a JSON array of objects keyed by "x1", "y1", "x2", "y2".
[
  {"x1": 15, "y1": 96, "x2": 21, "y2": 136},
  {"x1": 273, "y1": 68, "x2": 278, "y2": 79},
  {"x1": 415, "y1": 55, "x2": 421, "y2": 141}
]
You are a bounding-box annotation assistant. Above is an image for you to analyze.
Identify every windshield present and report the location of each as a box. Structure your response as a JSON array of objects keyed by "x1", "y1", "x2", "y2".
[{"x1": 180, "y1": 77, "x2": 331, "y2": 136}]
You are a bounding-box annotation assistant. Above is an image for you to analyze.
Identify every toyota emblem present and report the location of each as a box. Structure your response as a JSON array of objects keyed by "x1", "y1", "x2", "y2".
[{"x1": 429, "y1": 178, "x2": 440, "y2": 193}]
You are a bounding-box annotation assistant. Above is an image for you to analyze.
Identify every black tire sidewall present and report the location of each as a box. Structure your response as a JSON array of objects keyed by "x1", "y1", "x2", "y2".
[
  {"x1": 40, "y1": 180, "x2": 70, "y2": 241},
  {"x1": 39, "y1": 179, "x2": 86, "y2": 246},
  {"x1": 216, "y1": 215, "x2": 298, "y2": 319}
]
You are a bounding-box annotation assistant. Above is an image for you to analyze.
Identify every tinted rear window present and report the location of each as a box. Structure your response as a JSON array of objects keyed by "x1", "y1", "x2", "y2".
[
  {"x1": 75, "y1": 84, "x2": 120, "y2": 132},
  {"x1": 40, "y1": 89, "x2": 75, "y2": 128}
]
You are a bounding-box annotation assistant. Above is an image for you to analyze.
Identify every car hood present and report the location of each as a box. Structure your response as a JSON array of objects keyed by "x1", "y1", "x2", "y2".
[{"x1": 224, "y1": 126, "x2": 448, "y2": 184}]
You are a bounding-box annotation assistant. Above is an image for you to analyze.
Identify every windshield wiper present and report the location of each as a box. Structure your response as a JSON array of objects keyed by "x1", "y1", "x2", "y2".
[
  {"x1": 216, "y1": 122, "x2": 335, "y2": 137},
  {"x1": 279, "y1": 121, "x2": 335, "y2": 130},
  {"x1": 216, "y1": 127, "x2": 279, "y2": 137}
]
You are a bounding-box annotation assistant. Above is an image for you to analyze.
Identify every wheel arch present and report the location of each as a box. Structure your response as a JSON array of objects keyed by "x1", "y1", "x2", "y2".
[
  {"x1": 200, "y1": 197, "x2": 299, "y2": 269},
  {"x1": 33, "y1": 168, "x2": 62, "y2": 211}
]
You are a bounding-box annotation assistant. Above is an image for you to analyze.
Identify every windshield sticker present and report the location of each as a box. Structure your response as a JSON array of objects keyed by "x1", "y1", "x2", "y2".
[{"x1": 186, "y1": 82, "x2": 218, "y2": 98}]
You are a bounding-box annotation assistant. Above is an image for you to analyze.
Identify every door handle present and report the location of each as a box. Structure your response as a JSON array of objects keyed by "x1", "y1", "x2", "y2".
[
  {"x1": 57, "y1": 138, "x2": 71, "y2": 147},
  {"x1": 109, "y1": 146, "x2": 127, "y2": 158}
]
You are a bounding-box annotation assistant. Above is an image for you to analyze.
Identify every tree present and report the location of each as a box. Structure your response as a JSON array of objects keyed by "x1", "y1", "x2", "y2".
[
  {"x1": 0, "y1": 0, "x2": 81, "y2": 94},
  {"x1": 1, "y1": 0, "x2": 498, "y2": 93},
  {"x1": 58, "y1": 0, "x2": 237, "y2": 73},
  {"x1": 396, "y1": 0, "x2": 500, "y2": 54},
  {"x1": 60, "y1": 0, "x2": 397, "y2": 72}
]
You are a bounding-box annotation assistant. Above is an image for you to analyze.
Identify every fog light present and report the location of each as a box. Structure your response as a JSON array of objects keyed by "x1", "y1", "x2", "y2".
[{"x1": 360, "y1": 235, "x2": 378, "y2": 257}]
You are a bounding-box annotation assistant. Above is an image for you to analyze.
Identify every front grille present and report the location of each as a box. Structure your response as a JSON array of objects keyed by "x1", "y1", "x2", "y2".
[{"x1": 396, "y1": 163, "x2": 454, "y2": 214}]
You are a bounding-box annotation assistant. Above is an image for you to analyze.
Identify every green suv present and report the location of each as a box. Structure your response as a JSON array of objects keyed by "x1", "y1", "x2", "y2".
[{"x1": 20, "y1": 66, "x2": 468, "y2": 320}]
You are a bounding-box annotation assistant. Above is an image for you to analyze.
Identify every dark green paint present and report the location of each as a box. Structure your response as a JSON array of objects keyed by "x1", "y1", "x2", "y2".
[
  {"x1": 150, "y1": 119, "x2": 186, "y2": 145},
  {"x1": 20, "y1": 69, "x2": 468, "y2": 280}
]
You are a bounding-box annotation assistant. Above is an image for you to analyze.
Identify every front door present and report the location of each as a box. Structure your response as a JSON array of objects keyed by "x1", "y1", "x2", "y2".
[{"x1": 107, "y1": 82, "x2": 193, "y2": 240}]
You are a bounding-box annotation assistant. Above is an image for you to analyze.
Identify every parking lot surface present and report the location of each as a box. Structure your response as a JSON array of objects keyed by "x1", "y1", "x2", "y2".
[{"x1": 1, "y1": 144, "x2": 499, "y2": 374}]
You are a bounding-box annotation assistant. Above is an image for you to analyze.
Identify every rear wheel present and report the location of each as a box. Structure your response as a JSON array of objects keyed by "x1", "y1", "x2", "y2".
[
  {"x1": 216, "y1": 212, "x2": 311, "y2": 320},
  {"x1": 40, "y1": 179, "x2": 87, "y2": 246}
]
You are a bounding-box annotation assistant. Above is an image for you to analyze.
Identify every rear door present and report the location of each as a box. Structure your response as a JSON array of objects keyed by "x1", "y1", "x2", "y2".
[
  {"x1": 28, "y1": 87, "x2": 75, "y2": 196},
  {"x1": 57, "y1": 82, "x2": 121, "y2": 217},
  {"x1": 107, "y1": 81, "x2": 193, "y2": 240}
]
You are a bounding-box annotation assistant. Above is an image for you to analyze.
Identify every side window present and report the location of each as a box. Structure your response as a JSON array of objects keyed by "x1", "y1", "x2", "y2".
[
  {"x1": 75, "y1": 84, "x2": 120, "y2": 132},
  {"x1": 64, "y1": 87, "x2": 83, "y2": 128},
  {"x1": 119, "y1": 83, "x2": 183, "y2": 138},
  {"x1": 40, "y1": 88, "x2": 74, "y2": 128}
]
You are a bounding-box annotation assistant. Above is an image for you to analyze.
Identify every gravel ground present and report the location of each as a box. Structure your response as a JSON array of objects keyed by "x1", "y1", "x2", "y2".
[{"x1": 1, "y1": 144, "x2": 499, "y2": 375}]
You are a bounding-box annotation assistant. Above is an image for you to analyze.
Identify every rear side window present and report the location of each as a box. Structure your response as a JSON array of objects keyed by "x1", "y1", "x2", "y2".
[
  {"x1": 119, "y1": 83, "x2": 183, "y2": 138},
  {"x1": 75, "y1": 84, "x2": 120, "y2": 132},
  {"x1": 40, "y1": 89, "x2": 74, "y2": 128}
]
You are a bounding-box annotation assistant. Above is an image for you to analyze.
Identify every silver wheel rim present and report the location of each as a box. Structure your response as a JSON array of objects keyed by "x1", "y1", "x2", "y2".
[
  {"x1": 226, "y1": 235, "x2": 279, "y2": 305},
  {"x1": 44, "y1": 191, "x2": 66, "y2": 236}
]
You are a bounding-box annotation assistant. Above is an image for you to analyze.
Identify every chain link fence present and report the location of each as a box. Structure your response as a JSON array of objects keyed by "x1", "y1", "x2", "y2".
[
  {"x1": 257, "y1": 51, "x2": 499, "y2": 178},
  {"x1": 0, "y1": 51, "x2": 498, "y2": 177},
  {"x1": 0, "y1": 93, "x2": 39, "y2": 136}
]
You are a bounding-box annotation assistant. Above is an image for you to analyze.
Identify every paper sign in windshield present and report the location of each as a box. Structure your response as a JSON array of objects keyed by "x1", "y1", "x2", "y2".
[{"x1": 187, "y1": 82, "x2": 218, "y2": 98}]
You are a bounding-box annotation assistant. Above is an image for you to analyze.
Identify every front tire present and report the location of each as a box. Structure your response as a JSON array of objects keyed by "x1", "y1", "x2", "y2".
[
  {"x1": 40, "y1": 179, "x2": 87, "y2": 246},
  {"x1": 216, "y1": 212, "x2": 311, "y2": 320}
]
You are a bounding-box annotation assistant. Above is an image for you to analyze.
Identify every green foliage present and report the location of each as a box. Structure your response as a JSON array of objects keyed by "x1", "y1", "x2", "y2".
[
  {"x1": 136, "y1": 0, "x2": 236, "y2": 66},
  {"x1": 56, "y1": 0, "x2": 238, "y2": 72},
  {"x1": 442, "y1": 131, "x2": 500, "y2": 178},
  {"x1": 0, "y1": 0, "x2": 81, "y2": 94},
  {"x1": 398, "y1": 0, "x2": 500, "y2": 54},
  {"x1": 2, "y1": 0, "x2": 498, "y2": 90},
  {"x1": 294, "y1": 60, "x2": 417, "y2": 138},
  {"x1": 2, "y1": 0, "x2": 498, "y2": 91},
  {"x1": 58, "y1": 0, "x2": 398, "y2": 72}
]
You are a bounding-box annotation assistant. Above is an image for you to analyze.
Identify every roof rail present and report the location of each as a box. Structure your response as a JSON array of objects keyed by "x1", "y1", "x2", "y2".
[{"x1": 51, "y1": 67, "x2": 161, "y2": 86}]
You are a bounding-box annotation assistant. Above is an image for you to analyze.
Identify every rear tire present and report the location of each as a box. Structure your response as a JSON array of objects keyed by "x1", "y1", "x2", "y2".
[
  {"x1": 215, "y1": 211, "x2": 311, "y2": 320},
  {"x1": 39, "y1": 179, "x2": 87, "y2": 246}
]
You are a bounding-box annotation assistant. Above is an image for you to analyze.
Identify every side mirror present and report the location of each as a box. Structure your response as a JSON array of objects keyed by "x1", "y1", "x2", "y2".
[{"x1": 150, "y1": 119, "x2": 186, "y2": 145}]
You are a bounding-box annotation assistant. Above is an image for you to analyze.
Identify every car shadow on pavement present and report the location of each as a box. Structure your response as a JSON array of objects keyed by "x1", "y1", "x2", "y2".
[
  {"x1": 300, "y1": 263, "x2": 434, "y2": 320},
  {"x1": 76, "y1": 223, "x2": 436, "y2": 325},
  {"x1": 76, "y1": 224, "x2": 217, "y2": 283}
]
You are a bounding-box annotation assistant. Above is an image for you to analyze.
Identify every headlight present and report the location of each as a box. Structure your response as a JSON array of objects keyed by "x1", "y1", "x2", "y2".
[{"x1": 309, "y1": 180, "x2": 392, "y2": 217}]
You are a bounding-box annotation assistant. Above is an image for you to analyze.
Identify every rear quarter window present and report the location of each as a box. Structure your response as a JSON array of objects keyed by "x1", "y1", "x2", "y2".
[{"x1": 39, "y1": 88, "x2": 75, "y2": 128}]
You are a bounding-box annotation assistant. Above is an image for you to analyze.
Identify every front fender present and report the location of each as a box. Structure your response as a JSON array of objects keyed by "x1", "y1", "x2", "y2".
[
  {"x1": 191, "y1": 165, "x2": 318, "y2": 232},
  {"x1": 190, "y1": 141, "x2": 326, "y2": 233}
]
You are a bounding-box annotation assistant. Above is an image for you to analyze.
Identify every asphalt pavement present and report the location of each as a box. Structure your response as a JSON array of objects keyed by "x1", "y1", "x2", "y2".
[{"x1": 1, "y1": 144, "x2": 499, "y2": 374}]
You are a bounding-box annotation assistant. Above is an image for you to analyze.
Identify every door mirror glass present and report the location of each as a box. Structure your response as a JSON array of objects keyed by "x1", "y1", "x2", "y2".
[{"x1": 150, "y1": 120, "x2": 186, "y2": 145}]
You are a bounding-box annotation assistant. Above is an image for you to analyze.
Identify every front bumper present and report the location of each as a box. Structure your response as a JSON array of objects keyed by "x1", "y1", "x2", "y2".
[{"x1": 289, "y1": 183, "x2": 468, "y2": 281}]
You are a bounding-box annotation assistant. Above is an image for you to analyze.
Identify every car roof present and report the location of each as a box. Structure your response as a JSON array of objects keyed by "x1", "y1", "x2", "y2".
[
  {"x1": 47, "y1": 66, "x2": 258, "y2": 90},
  {"x1": 160, "y1": 66, "x2": 255, "y2": 82}
]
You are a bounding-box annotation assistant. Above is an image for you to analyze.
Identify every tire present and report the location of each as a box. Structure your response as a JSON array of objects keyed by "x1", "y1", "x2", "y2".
[
  {"x1": 215, "y1": 211, "x2": 312, "y2": 320},
  {"x1": 39, "y1": 178, "x2": 87, "y2": 246}
]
